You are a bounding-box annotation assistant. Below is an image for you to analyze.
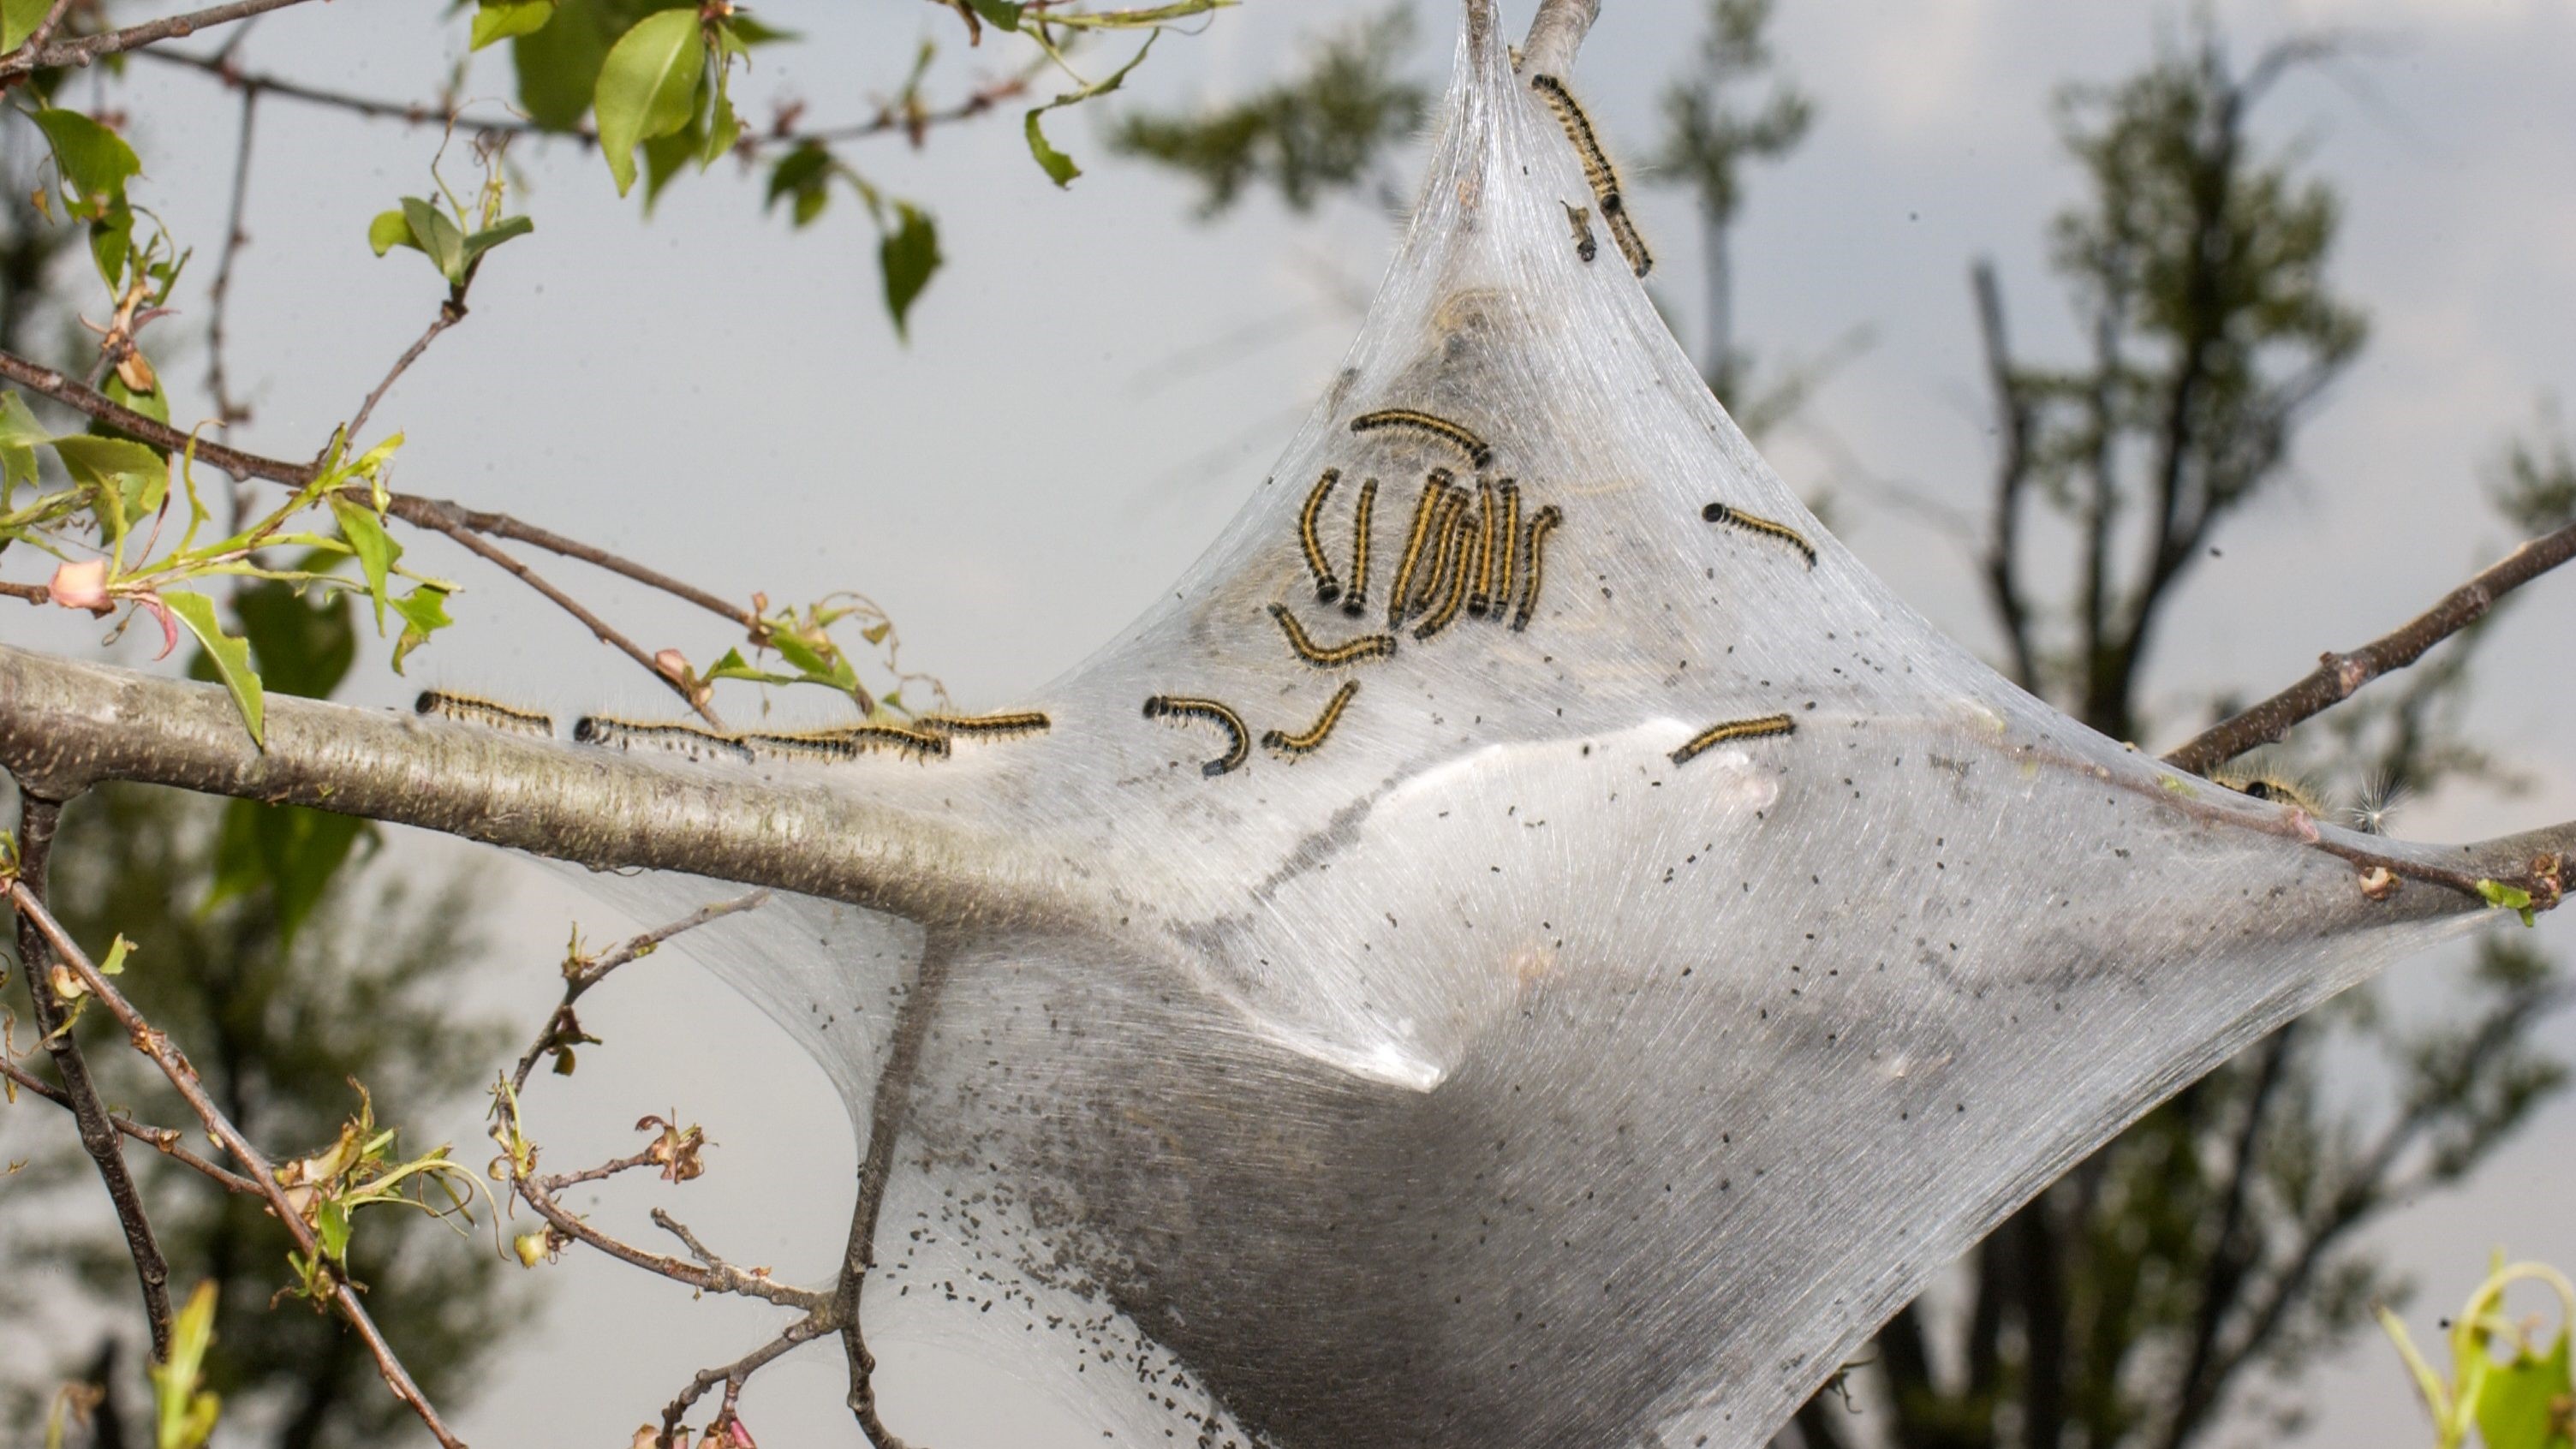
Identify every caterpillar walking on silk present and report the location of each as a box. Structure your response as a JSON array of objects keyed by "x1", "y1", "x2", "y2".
[
  {"x1": 1262, "y1": 681, "x2": 1360, "y2": 757},
  {"x1": 1349, "y1": 408, "x2": 1494, "y2": 470},
  {"x1": 1342, "y1": 476, "x2": 1378, "y2": 617},
  {"x1": 414, "y1": 690, "x2": 554, "y2": 737},
  {"x1": 1270, "y1": 605, "x2": 1397, "y2": 668},
  {"x1": 1143, "y1": 695, "x2": 1251, "y2": 778}
]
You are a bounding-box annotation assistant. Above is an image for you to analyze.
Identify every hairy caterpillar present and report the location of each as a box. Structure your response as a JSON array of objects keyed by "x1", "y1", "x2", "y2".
[
  {"x1": 1350, "y1": 408, "x2": 1494, "y2": 470},
  {"x1": 1341, "y1": 476, "x2": 1378, "y2": 618},
  {"x1": 740, "y1": 730, "x2": 864, "y2": 763},
  {"x1": 1529, "y1": 74, "x2": 1651, "y2": 277},
  {"x1": 414, "y1": 690, "x2": 554, "y2": 737},
  {"x1": 1511, "y1": 504, "x2": 1564, "y2": 633},
  {"x1": 1669, "y1": 713, "x2": 1796, "y2": 766},
  {"x1": 917, "y1": 711, "x2": 1052, "y2": 739},
  {"x1": 1702, "y1": 502, "x2": 1817, "y2": 569},
  {"x1": 1299, "y1": 468, "x2": 1344, "y2": 605},
  {"x1": 1489, "y1": 479, "x2": 1521, "y2": 619},
  {"x1": 1143, "y1": 695, "x2": 1250, "y2": 778},
  {"x1": 2213, "y1": 770, "x2": 2330, "y2": 817},
  {"x1": 835, "y1": 723, "x2": 952, "y2": 760},
  {"x1": 1412, "y1": 504, "x2": 1477, "y2": 642},
  {"x1": 573, "y1": 716, "x2": 752, "y2": 763},
  {"x1": 1409, "y1": 486, "x2": 1470, "y2": 618},
  {"x1": 1270, "y1": 604, "x2": 1398, "y2": 668},
  {"x1": 1261, "y1": 680, "x2": 1360, "y2": 757},
  {"x1": 1466, "y1": 476, "x2": 1500, "y2": 616},
  {"x1": 743, "y1": 724, "x2": 953, "y2": 762},
  {"x1": 1387, "y1": 471, "x2": 1454, "y2": 628}
]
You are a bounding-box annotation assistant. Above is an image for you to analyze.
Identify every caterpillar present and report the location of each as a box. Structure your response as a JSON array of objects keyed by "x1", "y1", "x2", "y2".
[
  {"x1": 917, "y1": 710, "x2": 1052, "y2": 739},
  {"x1": 1412, "y1": 504, "x2": 1477, "y2": 642},
  {"x1": 1563, "y1": 201, "x2": 1597, "y2": 264},
  {"x1": 414, "y1": 690, "x2": 553, "y2": 737},
  {"x1": 573, "y1": 716, "x2": 753, "y2": 763},
  {"x1": 1669, "y1": 713, "x2": 1796, "y2": 766},
  {"x1": 1142, "y1": 695, "x2": 1249, "y2": 778},
  {"x1": 1466, "y1": 476, "x2": 1499, "y2": 616},
  {"x1": 1269, "y1": 604, "x2": 1397, "y2": 668},
  {"x1": 1702, "y1": 501, "x2": 1817, "y2": 569},
  {"x1": 741, "y1": 723, "x2": 954, "y2": 762},
  {"x1": 740, "y1": 730, "x2": 864, "y2": 764},
  {"x1": 1341, "y1": 476, "x2": 1377, "y2": 618},
  {"x1": 1409, "y1": 485, "x2": 1470, "y2": 618},
  {"x1": 1511, "y1": 504, "x2": 1564, "y2": 633},
  {"x1": 1298, "y1": 468, "x2": 1343, "y2": 605},
  {"x1": 2212, "y1": 770, "x2": 2330, "y2": 817},
  {"x1": 1350, "y1": 408, "x2": 1494, "y2": 470},
  {"x1": 1489, "y1": 480, "x2": 1521, "y2": 619},
  {"x1": 1529, "y1": 74, "x2": 1651, "y2": 277},
  {"x1": 1386, "y1": 471, "x2": 1453, "y2": 628},
  {"x1": 1261, "y1": 680, "x2": 1359, "y2": 757},
  {"x1": 832, "y1": 723, "x2": 953, "y2": 760}
]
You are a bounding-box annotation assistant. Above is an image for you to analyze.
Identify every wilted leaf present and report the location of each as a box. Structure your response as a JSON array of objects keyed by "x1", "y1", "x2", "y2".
[
  {"x1": 388, "y1": 584, "x2": 453, "y2": 673},
  {"x1": 594, "y1": 7, "x2": 706, "y2": 197},
  {"x1": 1023, "y1": 33, "x2": 1158, "y2": 189},
  {"x1": 165, "y1": 592, "x2": 265, "y2": 747},
  {"x1": 880, "y1": 203, "x2": 941, "y2": 340}
]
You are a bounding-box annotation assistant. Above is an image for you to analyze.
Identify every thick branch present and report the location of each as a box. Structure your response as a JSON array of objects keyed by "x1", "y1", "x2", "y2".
[
  {"x1": 837, "y1": 936, "x2": 956, "y2": 1449},
  {"x1": 1518, "y1": 0, "x2": 1599, "y2": 79},
  {"x1": 2163, "y1": 518, "x2": 2576, "y2": 774},
  {"x1": 0, "y1": 0, "x2": 317, "y2": 77}
]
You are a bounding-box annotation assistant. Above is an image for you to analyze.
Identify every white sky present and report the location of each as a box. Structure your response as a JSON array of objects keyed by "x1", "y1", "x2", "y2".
[{"x1": 5, "y1": 0, "x2": 2573, "y2": 1444}]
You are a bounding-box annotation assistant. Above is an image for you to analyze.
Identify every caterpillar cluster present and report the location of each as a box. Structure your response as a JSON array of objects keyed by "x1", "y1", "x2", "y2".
[{"x1": 1529, "y1": 74, "x2": 1650, "y2": 277}]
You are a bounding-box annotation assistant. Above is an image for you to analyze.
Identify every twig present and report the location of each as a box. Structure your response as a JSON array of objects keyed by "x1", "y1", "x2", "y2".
[
  {"x1": 836, "y1": 937, "x2": 955, "y2": 1449},
  {"x1": 661, "y1": 1315, "x2": 831, "y2": 1449},
  {"x1": 2163, "y1": 519, "x2": 2576, "y2": 775},
  {"x1": 7, "y1": 877, "x2": 467, "y2": 1448},
  {"x1": 9, "y1": 0, "x2": 82, "y2": 70},
  {"x1": 1518, "y1": 0, "x2": 1600, "y2": 78},
  {"x1": 0, "y1": 1056, "x2": 263, "y2": 1195},
  {"x1": 508, "y1": 1169, "x2": 826, "y2": 1312},
  {"x1": 344, "y1": 293, "x2": 465, "y2": 450},
  {"x1": 205, "y1": 88, "x2": 259, "y2": 436},
  {"x1": 510, "y1": 891, "x2": 770, "y2": 1093},
  {"x1": 2, "y1": 580, "x2": 54, "y2": 605},
  {"x1": 0, "y1": 0, "x2": 319, "y2": 77},
  {"x1": 7, "y1": 795, "x2": 175, "y2": 1359}
]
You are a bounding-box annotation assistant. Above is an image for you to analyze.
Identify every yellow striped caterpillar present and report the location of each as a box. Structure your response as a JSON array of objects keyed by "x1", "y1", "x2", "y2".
[
  {"x1": 917, "y1": 711, "x2": 1052, "y2": 739},
  {"x1": 1261, "y1": 680, "x2": 1359, "y2": 757},
  {"x1": 1341, "y1": 476, "x2": 1377, "y2": 618},
  {"x1": 1529, "y1": 74, "x2": 1651, "y2": 277},
  {"x1": 414, "y1": 690, "x2": 553, "y2": 737},
  {"x1": 573, "y1": 716, "x2": 752, "y2": 763},
  {"x1": 1702, "y1": 502, "x2": 1817, "y2": 569},
  {"x1": 1299, "y1": 468, "x2": 1344, "y2": 605},
  {"x1": 1412, "y1": 504, "x2": 1477, "y2": 642},
  {"x1": 1466, "y1": 477, "x2": 1500, "y2": 616},
  {"x1": 833, "y1": 723, "x2": 952, "y2": 760},
  {"x1": 741, "y1": 730, "x2": 864, "y2": 763},
  {"x1": 1386, "y1": 471, "x2": 1453, "y2": 627},
  {"x1": 1143, "y1": 695, "x2": 1249, "y2": 778},
  {"x1": 1511, "y1": 504, "x2": 1564, "y2": 633},
  {"x1": 743, "y1": 723, "x2": 953, "y2": 762},
  {"x1": 1489, "y1": 480, "x2": 1521, "y2": 618},
  {"x1": 1670, "y1": 713, "x2": 1796, "y2": 766},
  {"x1": 1350, "y1": 408, "x2": 1494, "y2": 470},
  {"x1": 1270, "y1": 604, "x2": 1397, "y2": 668},
  {"x1": 1408, "y1": 485, "x2": 1470, "y2": 619}
]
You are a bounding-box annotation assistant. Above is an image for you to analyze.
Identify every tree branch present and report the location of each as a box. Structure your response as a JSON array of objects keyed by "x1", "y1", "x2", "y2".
[
  {"x1": 8, "y1": 792, "x2": 176, "y2": 1359},
  {"x1": 205, "y1": 88, "x2": 259, "y2": 436},
  {"x1": 0, "y1": 1054, "x2": 265, "y2": 1194},
  {"x1": 1519, "y1": 0, "x2": 1600, "y2": 79},
  {"x1": 0, "y1": 0, "x2": 319, "y2": 77},
  {"x1": 9, "y1": 876, "x2": 464, "y2": 1448},
  {"x1": 511, "y1": 891, "x2": 771, "y2": 1093},
  {"x1": 344, "y1": 292, "x2": 465, "y2": 450},
  {"x1": 2162, "y1": 518, "x2": 2576, "y2": 774}
]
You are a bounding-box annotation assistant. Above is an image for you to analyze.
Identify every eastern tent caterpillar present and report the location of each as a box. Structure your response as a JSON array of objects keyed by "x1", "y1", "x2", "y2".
[
  {"x1": 1299, "y1": 468, "x2": 1344, "y2": 605},
  {"x1": 1349, "y1": 408, "x2": 1494, "y2": 470},
  {"x1": 1142, "y1": 695, "x2": 1249, "y2": 778},
  {"x1": 1261, "y1": 680, "x2": 1360, "y2": 757},
  {"x1": 1386, "y1": 470, "x2": 1453, "y2": 627},
  {"x1": 1408, "y1": 485, "x2": 1470, "y2": 619},
  {"x1": 2214, "y1": 771, "x2": 2329, "y2": 817},
  {"x1": 832, "y1": 723, "x2": 953, "y2": 760},
  {"x1": 414, "y1": 690, "x2": 553, "y2": 737},
  {"x1": 1270, "y1": 604, "x2": 1397, "y2": 668},
  {"x1": 573, "y1": 716, "x2": 753, "y2": 763},
  {"x1": 1669, "y1": 713, "x2": 1796, "y2": 766},
  {"x1": 1702, "y1": 502, "x2": 1817, "y2": 569},
  {"x1": 1511, "y1": 504, "x2": 1564, "y2": 633},
  {"x1": 917, "y1": 711, "x2": 1052, "y2": 739},
  {"x1": 1412, "y1": 504, "x2": 1476, "y2": 642},
  {"x1": 1529, "y1": 74, "x2": 1651, "y2": 277},
  {"x1": 741, "y1": 730, "x2": 864, "y2": 764},
  {"x1": 1490, "y1": 480, "x2": 1521, "y2": 619},
  {"x1": 1466, "y1": 476, "x2": 1499, "y2": 616},
  {"x1": 1341, "y1": 476, "x2": 1377, "y2": 618}
]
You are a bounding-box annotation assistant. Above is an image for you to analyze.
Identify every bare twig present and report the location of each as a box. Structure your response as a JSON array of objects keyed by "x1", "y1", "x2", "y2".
[
  {"x1": 7, "y1": 794, "x2": 175, "y2": 1359},
  {"x1": 661, "y1": 1315, "x2": 831, "y2": 1449},
  {"x1": 0, "y1": 1056, "x2": 263, "y2": 1195},
  {"x1": 344, "y1": 294, "x2": 465, "y2": 450},
  {"x1": 2163, "y1": 520, "x2": 2576, "y2": 775},
  {"x1": 205, "y1": 88, "x2": 259, "y2": 436},
  {"x1": 511, "y1": 891, "x2": 770, "y2": 1093},
  {"x1": 2, "y1": 580, "x2": 55, "y2": 605},
  {"x1": 7, "y1": 877, "x2": 467, "y2": 1448},
  {"x1": 0, "y1": 0, "x2": 319, "y2": 77},
  {"x1": 508, "y1": 1168, "x2": 826, "y2": 1312}
]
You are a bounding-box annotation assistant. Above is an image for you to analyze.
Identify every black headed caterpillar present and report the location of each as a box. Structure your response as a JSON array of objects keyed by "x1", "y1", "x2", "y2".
[
  {"x1": 748, "y1": 723, "x2": 951, "y2": 761},
  {"x1": 1408, "y1": 486, "x2": 1470, "y2": 619},
  {"x1": 1143, "y1": 695, "x2": 1250, "y2": 778},
  {"x1": 835, "y1": 723, "x2": 953, "y2": 760},
  {"x1": 917, "y1": 710, "x2": 1052, "y2": 739},
  {"x1": 2214, "y1": 770, "x2": 2330, "y2": 817},
  {"x1": 1702, "y1": 501, "x2": 1818, "y2": 569},
  {"x1": 1511, "y1": 504, "x2": 1564, "y2": 633},
  {"x1": 1669, "y1": 713, "x2": 1796, "y2": 767},
  {"x1": 1269, "y1": 604, "x2": 1397, "y2": 669},
  {"x1": 1489, "y1": 479, "x2": 1521, "y2": 617},
  {"x1": 1349, "y1": 408, "x2": 1494, "y2": 470},
  {"x1": 573, "y1": 716, "x2": 753, "y2": 763},
  {"x1": 1261, "y1": 680, "x2": 1360, "y2": 758},
  {"x1": 1341, "y1": 476, "x2": 1378, "y2": 618},
  {"x1": 1386, "y1": 470, "x2": 1453, "y2": 627},
  {"x1": 414, "y1": 690, "x2": 554, "y2": 737},
  {"x1": 1466, "y1": 477, "x2": 1500, "y2": 616},
  {"x1": 1298, "y1": 468, "x2": 1344, "y2": 605},
  {"x1": 1412, "y1": 504, "x2": 1478, "y2": 642},
  {"x1": 1528, "y1": 74, "x2": 1651, "y2": 277},
  {"x1": 741, "y1": 730, "x2": 864, "y2": 764},
  {"x1": 1562, "y1": 201, "x2": 1598, "y2": 264}
]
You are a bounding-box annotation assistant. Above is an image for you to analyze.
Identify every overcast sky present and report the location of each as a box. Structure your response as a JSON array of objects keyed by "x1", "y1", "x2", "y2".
[{"x1": 7, "y1": 0, "x2": 2575, "y2": 1444}]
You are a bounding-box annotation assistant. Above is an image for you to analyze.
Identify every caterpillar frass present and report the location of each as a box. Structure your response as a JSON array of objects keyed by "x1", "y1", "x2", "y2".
[
  {"x1": 1143, "y1": 695, "x2": 1250, "y2": 778},
  {"x1": 1270, "y1": 604, "x2": 1398, "y2": 669},
  {"x1": 414, "y1": 690, "x2": 554, "y2": 737},
  {"x1": 572, "y1": 716, "x2": 752, "y2": 763},
  {"x1": 1412, "y1": 504, "x2": 1477, "y2": 642},
  {"x1": 1261, "y1": 680, "x2": 1360, "y2": 757},
  {"x1": 1528, "y1": 74, "x2": 1651, "y2": 277},
  {"x1": 1349, "y1": 408, "x2": 1494, "y2": 470},
  {"x1": 1299, "y1": 468, "x2": 1344, "y2": 605},
  {"x1": 1387, "y1": 471, "x2": 1454, "y2": 628},
  {"x1": 1669, "y1": 713, "x2": 1796, "y2": 767},
  {"x1": 1342, "y1": 476, "x2": 1378, "y2": 618},
  {"x1": 1511, "y1": 504, "x2": 1564, "y2": 633},
  {"x1": 1563, "y1": 202, "x2": 1598, "y2": 264},
  {"x1": 1702, "y1": 501, "x2": 1817, "y2": 569},
  {"x1": 1466, "y1": 477, "x2": 1500, "y2": 617},
  {"x1": 917, "y1": 711, "x2": 1053, "y2": 739}
]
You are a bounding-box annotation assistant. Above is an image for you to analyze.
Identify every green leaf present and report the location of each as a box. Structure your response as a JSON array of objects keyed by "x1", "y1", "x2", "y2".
[
  {"x1": 701, "y1": 85, "x2": 739, "y2": 166},
  {"x1": 1041, "y1": 0, "x2": 1231, "y2": 27},
  {"x1": 510, "y1": 0, "x2": 615, "y2": 129},
  {"x1": 102, "y1": 367, "x2": 168, "y2": 429},
  {"x1": 471, "y1": 0, "x2": 557, "y2": 49},
  {"x1": 152, "y1": 1281, "x2": 222, "y2": 1449},
  {"x1": 166, "y1": 592, "x2": 265, "y2": 747},
  {"x1": 2477, "y1": 1328, "x2": 2572, "y2": 1449},
  {"x1": 224, "y1": 575, "x2": 356, "y2": 699},
  {"x1": 388, "y1": 584, "x2": 453, "y2": 673},
  {"x1": 0, "y1": 391, "x2": 47, "y2": 497},
  {"x1": 639, "y1": 123, "x2": 698, "y2": 209},
  {"x1": 32, "y1": 108, "x2": 140, "y2": 220},
  {"x1": 3, "y1": 0, "x2": 51, "y2": 51},
  {"x1": 87, "y1": 194, "x2": 134, "y2": 290},
  {"x1": 313, "y1": 1196, "x2": 353, "y2": 1261},
  {"x1": 965, "y1": 0, "x2": 1022, "y2": 32},
  {"x1": 458, "y1": 214, "x2": 534, "y2": 274},
  {"x1": 367, "y1": 208, "x2": 417, "y2": 257},
  {"x1": 51, "y1": 434, "x2": 167, "y2": 552},
  {"x1": 401, "y1": 196, "x2": 467, "y2": 285},
  {"x1": 2477, "y1": 879, "x2": 2538, "y2": 927},
  {"x1": 1022, "y1": 33, "x2": 1158, "y2": 189},
  {"x1": 724, "y1": 13, "x2": 796, "y2": 45},
  {"x1": 593, "y1": 7, "x2": 706, "y2": 197},
  {"x1": 879, "y1": 203, "x2": 941, "y2": 341},
  {"x1": 765, "y1": 141, "x2": 835, "y2": 227},
  {"x1": 98, "y1": 934, "x2": 131, "y2": 976},
  {"x1": 328, "y1": 501, "x2": 401, "y2": 633},
  {"x1": 704, "y1": 646, "x2": 798, "y2": 687}
]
